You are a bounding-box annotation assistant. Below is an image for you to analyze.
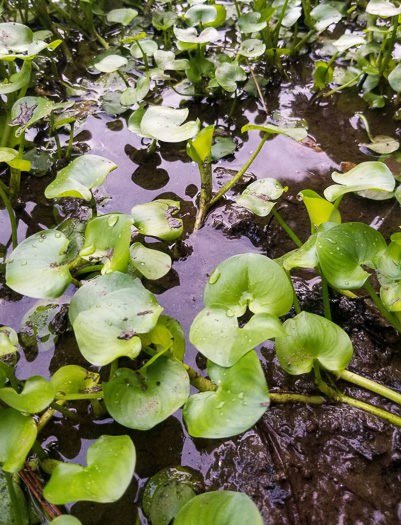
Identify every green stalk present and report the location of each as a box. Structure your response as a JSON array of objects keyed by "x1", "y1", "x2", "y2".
[
  {"x1": 336, "y1": 369, "x2": 401, "y2": 406},
  {"x1": 5, "y1": 473, "x2": 23, "y2": 525},
  {"x1": 184, "y1": 364, "x2": 217, "y2": 391},
  {"x1": 194, "y1": 160, "x2": 213, "y2": 230},
  {"x1": 364, "y1": 280, "x2": 401, "y2": 333},
  {"x1": 208, "y1": 133, "x2": 269, "y2": 208},
  {"x1": 109, "y1": 359, "x2": 118, "y2": 380},
  {"x1": 323, "y1": 71, "x2": 363, "y2": 97},
  {"x1": 0, "y1": 184, "x2": 18, "y2": 249},
  {"x1": 55, "y1": 391, "x2": 104, "y2": 401},
  {"x1": 319, "y1": 266, "x2": 332, "y2": 321},
  {"x1": 50, "y1": 114, "x2": 62, "y2": 160},
  {"x1": 273, "y1": 0, "x2": 290, "y2": 47},
  {"x1": 65, "y1": 121, "x2": 74, "y2": 160},
  {"x1": 227, "y1": 90, "x2": 238, "y2": 120},
  {"x1": 270, "y1": 392, "x2": 325, "y2": 404},
  {"x1": 49, "y1": 401, "x2": 80, "y2": 421},
  {"x1": 89, "y1": 191, "x2": 97, "y2": 217},
  {"x1": 117, "y1": 70, "x2": 130, "y2": 88},
  {"x1": 379, "y1": 16, "x2": 398, "y2": 76},
  {"x1": 73, "y1": 264, "x2": 104, "y2": 276},
  {"x1": 9, "y1": 168, "x2": 21, "y2": 205},
  {"x1": 271, "y1": 208, "x2": 303, "y2": 247},
  {"x1": 291, "y1": 29, "x2": 315, "y2": 55}
]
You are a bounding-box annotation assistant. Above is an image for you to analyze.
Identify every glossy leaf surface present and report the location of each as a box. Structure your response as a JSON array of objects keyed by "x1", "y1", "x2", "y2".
[
  {"x1": 0, "y1": 376, "x2": 55, "y2": 413},
  {"x1": 131, "y1": 199, "x2": 183, "y2": 241},
  {"x1": 237, "y1": 178, "x2": 285, "y2": 216},
  {"x1": 129, "y1": 242, "x2": 171, "y2": 280},
  {"x1": 0, "y1": 408, "x2": 37, "y2": 473}
]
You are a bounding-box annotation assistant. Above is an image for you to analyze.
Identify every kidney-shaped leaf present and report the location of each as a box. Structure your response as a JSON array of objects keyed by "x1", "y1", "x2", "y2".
[
  {"x1": 238, "y1": 39, "x2": 266, "y2": 58},
  {"x1": 104, "y1": 357, "x2": 189, "y2": 430},
  {"x1": 324, "y1": 161, "x2": 395, "y2": 202},
  {"x1": 185, "y1": 5, "x2": 217, "y2": 26},
  {"x1": 190, "y1": 306, "x2": 285, "y2": 367},
  {"x1": 129, "y1": 242, "x2": 171, "y2": 280},
  {"x1": 0, "y1": 376, "x2": 55, "y2": 413},
  {"x1": 174, "y1": 491, "x2": 263, "y2": 525},
  {"x1": 238, "y1": 12, "x2": 268, "y2": 33},
  {"x1": 0, "y1": 408, "x2": 37, "y2": 473},
  {"x1": 173, "y1": 26, "x2": 218, "y2": 44},
  {"x1": 43, "y1": 435, "x2": 136, "y2": 504},
  {"x1": 316, "y1": 222, "x2": 386, "y2": 289},
  {"x1": 10, "y1": 97, "x2": 73, "y2": 137},
  {"x1": 131, "y1": 199, "x2": 183, "y2": 241},
  {"x1": 45, "y1": 155, "x2": 117, "y2": 201},
  {"x1": 275, "y1": 311, "x2": 353, "y2": 374},
  {"x1": 184, "y1": 350, "x2": 269, "y2": 439},
  {"x1": 242, "y1": 122, "x2": 307, "y2": 142},
  {"x1": 6, "y1": 230, "x2": 71, "y2": 299},
  {"x1": 139, "y1": 106, "x2": 200, "y2": 143},
  {"x1": 51, "y1": 517, "x2": 83, "y2": 525},
  {"x1": 204, "y1": 254, "x2": 293, "y2": 317},
  {"x1": 0, "y1": 326, "x2": 19, "y2": 357},
  {"x1": 91, "y1": 53, "x2": 128, "y2": 73},
  {"x1": 236, "y1": 178, "x2": 285, "y2": 216},
  {"x1": 0, "y1": 22, "x2": 60, "y2": 61},
  {"x1": 69, "y1": 273, "x2": 163, "y2": 365},
  {"x1": 215, "y1": 63, "x2": 246, "y2": 92},
  {"x1": 366, "y1": 0, "x2": 401, "y2": 16},
  {"x1": 51, "y1": 365, "x2": 100, "y2": 395},
  {"x1": 107, "y1": 8, "x2": 138, "y2": 25}
]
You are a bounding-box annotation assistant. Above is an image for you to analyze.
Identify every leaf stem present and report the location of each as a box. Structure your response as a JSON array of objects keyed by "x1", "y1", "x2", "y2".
[
  {"x1": 54, "y1": 391, "x2": 104, "y2": 401},
  {"x1": 364, "y1": 280, "x2": 401, "y2": 333},
  {"x1": 109, "y1": 359, "x2": 118, "y2": 380},
  {"x1": 271, "y1": 208, "x2": 302, "y2": 247},
  {"x1": 320, "y1": 267, "x2": 332, "y2": 321},
  {"x1": 269, "y1": 392, "x2": 325, "y2": 404},
  {"x1": 336, "y1": 369, "x2": 401, "y2": 406},
  {"x1": 0, "y1": 183, "x2": 18, "y2": 249},
  {"x1": 73, "y1": 264, "x2": 104, "y2": 276},
  {"x1": 194, "y1": 160, "x2": 213, "y2": 230}
]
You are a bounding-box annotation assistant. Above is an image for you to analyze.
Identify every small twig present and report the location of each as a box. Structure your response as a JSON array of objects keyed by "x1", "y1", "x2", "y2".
[{"x1": 19, "y1": 463, "x2": 62, "y2": 519}]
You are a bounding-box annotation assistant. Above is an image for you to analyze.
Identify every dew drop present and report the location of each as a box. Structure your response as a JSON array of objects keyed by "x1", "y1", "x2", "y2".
[
  {"x1": 55, "y1": 232, "x2": 62, "y2": 238},
  {"x1": 21, "y1": 261, "x2": 27, "y2": 266},
  {"x1": 8, "y1": 258, "x2": 14, "y2": 264},
  {"x1": 208, "y1": 268, "x2": 221, "y2": 284},
  {"x1": 238, "y1": 392, "x2": 244, "y2": 399},
  {"x1": 217, "y1": 401, "x2": 225, "y2": 409},
  {"x1": 107, "y1": 215, "x2": 119, "y2": 227},
  {"x1": 226, "y1": 309, "x2": 235, "y2": 318},
  {"x1": 80, "y1": 244, "x2": 96, "y2": 257},
  {"x1": 345, "y1": 281, "x2": 349, "y2": 285}
]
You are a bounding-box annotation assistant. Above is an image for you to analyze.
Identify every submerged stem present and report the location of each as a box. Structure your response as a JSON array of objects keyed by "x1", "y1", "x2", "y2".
[
  {"x1": 194, "y1": 160, "x2": 213, "y2": 230},
  {"x1": 336, "y1": 369, "x2": 401, "y2": 406}
]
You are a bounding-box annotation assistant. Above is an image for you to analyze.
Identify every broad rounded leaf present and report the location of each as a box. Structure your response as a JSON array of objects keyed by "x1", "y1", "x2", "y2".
[
  {"x1": 186, "y1": 125, "x2": 215, "y2": 164},
  {"x1": 275, "y1": 311, "x2": 353, "y2": 374},
  {"x1": 6, "y1": 230, "x2": 72, "y2": 299},
  {"x1": 152, "y1": 11, "x2": 178, "y2": 31},
  {"x1": 51, "y1": 517, "x2": 83, "y2": 525},
  {"x1": 215, "y1": 63, "x2": 246, "y2": 92},
  {"x1": 211, "y1": 136, "x2": 236, "y2": 160},
  {"x1": 140, "y1": 106, "x2": 200, "y2": 143},
  {"x1": 0, "y1": 408, "x2": 37, "y2": 473},
  {"x1": 10, "y1": 97, "x2": 73, "y2": 137},
  {"x1": 0, "y1": 22, "x2": 60, "y2": 61},
  {"x1": 282, "y1": 233, "x2": 318, "y2": 271},
  {"x1": 173, "y1": 26, "x2": 218, "y2": 44},
  {"x1": 389, "y1": 64, "x2": 401, "y2": 92},
  {"x1": 204, "y1": 254, "x2": 293, "y2": 317},
  {"x1": 120, "y1": 77, "x2": 150, "y2": 106},
  {"x1": 92, "y1": 54, "x2": 128, "y2": 73},
  {"x1": 380, "y1": 277, "x2": 401, "y2": 312},
  {"x1": 70, "y1": 273, "x2": 163, "y2": 365},
  {"x1": 0, "y1": 326, "x2": 18, "y2": 356},
  {"x1": 238, "y1": 12, "x2": 267, "y2": 33},
  {"x1": 238, "y1": 39, "x2": 266, "y2": 58},
  {"x1": 174, "y1": 491, "x2": 263, "y2": 525},
  {"x1": 311, "y1": 4, "x2": 342, "y2": 30},
  {"x1": 103, "y1": 358, "x2": 189, "y2": 430},
  {"x1": 20, "y1": 302, "x2": 66, "y2": 354},
  {"x1": 51, "y1": 365, "x2": 100, "y2": 395},
  {"x1": 185, "y1": 5, "x2": 217, "y2": 26},
  {"x1": 298, "y1": 189, "x2": 341, "y2": 231},
  {"x1": 129, "y1": 242, "x2": 171, "y2": 280},
  {"x1": 45, "y1": 155, "x2": 117, "y2": 200},
  {"x1": 316, "y1": 222, "x2": 386, "y2": 289},
  {"x1": 324, "y1": 161, "x2": 395, "y2": 202},
  {"x1": 131, "y1": 199, "x2": 183, "y2": 241},
  {"x1": 361, "y1": 136, "x2": 399, "y2": 155},
  {"x1": 366, "y1": 0, "x2": 401, "y2": 16},
  {"x1": 107, "y1": 8, "x2": 138, "y2": 25},
  {"x1": 154, "y1": 50, "x2": 190, "y2": 71},
  {"x1": 0, "y1": 61, "x2": 31, "y2": 95},
  {"x1": 237, "y1": 178, "x2": 285, "y2": 216},
  {"x1": 43, "y1": 435, "x2": 136, "y2": 504},
  {"x1": 333, "y1": 34, "x2": 365, "y2": 53},
  {"x1": 190, "y1": 306, "x2": 285, "y2": 367},
  {"x1": 0, "y1": 376, "x2": 55, "y2": 413},
  {"x1": 130, "y1": 39, "x2": 158, "y2": 58},
  {"x1": 242, "y1": 122, "x2": 308, "y2": 142},
  {"x1": 0, "y1": 472, "x2": 29, "y2": 525},
  {"x1": 183, "y1": 351, "x2": 269, "y2": 439}
]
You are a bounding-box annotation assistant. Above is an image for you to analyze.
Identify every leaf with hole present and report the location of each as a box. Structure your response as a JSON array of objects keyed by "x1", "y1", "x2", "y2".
[
  {"x1": 10, "y1": 97, "x2": 73, "y2": 137},
  {"x1": 237, "y1": 178, "x2": 285, "y2": 216}
]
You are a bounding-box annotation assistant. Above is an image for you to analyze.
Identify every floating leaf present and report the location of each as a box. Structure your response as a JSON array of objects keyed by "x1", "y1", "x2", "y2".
[
  {"x1": 45, "y1": 155, "x2": 117, "y2": 200},
  {"x1": 323, "y1": 161, "x2": 395, "y2": 202},
  {"x1": 174, "y1": 491, "x2": 264, "y2": 525},
  {"x1": 91, "y1": 53, "x2": 128, "y2": 73},
  {"x1": 361, "y1": 135, "x2": 400, "y2": 155},
  {"x1": 6, "y1": 230, "x2": 71, "y2": 300},
  {"x1": 154, "y1": 50, "x2": 190, "y2": 71},
  {"x1": 184, "y1": 351, "x2": 269, "y2": 438},
  {"x1": 43, "y1": 435, "x2": 136, "y2": 504},
  {"x1": 142, "y1": 315, "x2": 186, "y2": 362},
  {"x1": 139, "y1": 106, "x2": 200, "y2": 143},
  {"x1": 204, "y1": 253, "x2": 293, "y2": 317},
  {"x1": 298, "y1": 190, "x2": 341, "y2": 232},
  {"x1": 275, "y1": 311, "x2": 353, "y2": 374},
  {"x1": 363, "y1": 92, "x2": 385, "y2": 109},
  {"x1": 0, "y1": 326, "x2": 18, "y2": 357},
  {"x1": 130, "y1": 39, "x2": 158, "y2": 58},
  {"x1": 242, "y1": 122, "x2": 308, "y2": 142},
  {"x1": 50, "y1": 365, "x2": 100, "y2": 395},
  {"x1": 190, "y1": 306, "x2": 285, "y2": 367},
  {"x1": 185, "y1": 5, "x2": 217, "y2": 26},
  {"x1": 0, "y1": 408, "x2": 37, "y2": 473},
  {"x1": 0, "y1": 472, "x2": 29, "y2": 525},
  {"x1": 10, "y1": 97, "x2": 73, "y2": 137},
  {"x1": 366, "y1": 0, "x2": 401, "y2": 16},
  {"x1": 51, "y1": 517, "x2": 83, "y2": 525},
  {"x1": 120, "y1": 77, "x2": 150, "y2": 106},
  {"x1": 129, "y1": 242, "x2": 171, "y2": 280},
  {"x1": 316, "y1": 222, "x2": 386, "y2": 289},
  {"x1": 237, "y1": 178, "x2": 285, "y2": 216},
  {"x1": 104, "y1": 358, "x2": 189, "y2": 430},
  {"x1": 107, "y1": 8, "x2": 138, "y2": 25},
  {"x1": 0, "y1": 22, "x2": 60, "y2": 61},
  {"x1": 333, "y1": 34, "x2": 365, "y2": 53},
  {"x1": 152, "y1": 11, "x2": 178, "y2": 31},
  {"x1": 211, "y1": 136, "x2": 236, "y2": 160},
  {"x1": 0, "y1": 376, "x2": 55, "y2": 413},
  {"x1": 69, "y1": 273, "x2": 163, "y2": 366},
  {"x1": 20, "y1": 302, "x2": 66, "y2": 354},
  {"x1": 311, "y1": 4, "x2": 342, "y2": 30},
  {"x1": 238, "y1": 12, "x2": 268, "y2": 33},
  {"x1": 80, "y1": 213, "x2": 133, "y2": 274},
  {"x1": 131, "y1": 199, "x2": 183, "y2": 241},
  {"x1": 173, "y1": 26, "x2": 218, "y2": 44},
  {"x1": 215, "y1": 63, "x2": 246, "y2": 92},
  {"x1": 238, "y1": 39, "x2": 266, "y2": 58}
]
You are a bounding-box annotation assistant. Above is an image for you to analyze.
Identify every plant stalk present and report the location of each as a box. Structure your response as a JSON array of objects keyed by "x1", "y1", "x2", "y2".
[
  {"x1": 194, "y1": 160, "x2": 213, "y2": 230},
  {"x1": 271, "y1": 208, "x2": 303, "y2": 247},
  {"x1": 364, "y1": 280, "x2": 401, "y2": 333},
  {"x1": 0, "y1": 183, "x2": 18, "y2": 249},
  {"x1": 336, "y1": 369, "x2": 401, "y2": 406}
]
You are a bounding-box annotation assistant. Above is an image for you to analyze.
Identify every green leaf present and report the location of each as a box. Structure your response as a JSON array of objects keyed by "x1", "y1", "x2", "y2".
[
  {"x1": 130, "y1": 39, "x2": 158, "y2": 58},
  {"x1": 211, "y1": 136, "x2": 236, "y2": 160},
  {"x1": 51, "y1": 517, "x2": 83, "y2": 525},
  {"x1": 143, "y1": 467, "x2": 202, "y2": 525},
  {"x1": 316, "y1": 222, "x2": 387, "y2": 289},
  {"x1": 174, "y1": 491, "x2": 264, "y2": 525},
  {"x1": 10, "y1": 97, "x2": 73, "y2": 137},
  {"x1": 50, "y1": 365, "x2": 100, "y2": 395},
  {"x1": 298, "y1": 189, "x2": 341, "y2": 232},
  {"x1": 313, "y1": 61, "x2": 333, "y2": 91},
  {"x1": 0, "y1": 472, "x2": 29, "y2": 525},
  {"x1": 379, "y1": 277, "x2": 401, "y2": 312},
  {"x1": 43, "y1": 435, "x2": 136, "y2": 504},
  {"x1": 0, "y1": 147, "x2": 18, "y2": 163},
  {"x1": 45, "y1": 154, "x2": 117, "y2": 200},
  {"x1": 376, "y1": 233, "x2": 401, "y2": 280},
  {"x1": 204, "y1": 4, "x2": 226, "y2": 27},
  {"x1": 282, "y1": 233, "x2": 319, "y2": 271},
  {"x1": 0, "y1": 326, "x2": 18, "y2": 357},
  {"x1": 6, "y1": 230, "x2": 72, "y2": 300},
  {"x1": 190, "y1": 306, "x2": 286, "y2": 367},
  {"x1": 242, "y1": 122, "x2": 308, "y2": 142},
  {"x1": 275, "y1": 311, "x2": 353, "y2": 374},
  {"x1": 389, "y1": 63, "x2": 401, "y2": 92},
  {"x1": 361, "y1": 135, "x2": 400, "y2": 154},
  {"x1": 366, "y1": 0, "x2": 401, "y2": 16},
  {"x1": 107, "y1": 8, "x2": 138, "y2": 25},
  {"x1": 0, "y1": 61, "x2": 31, "y2": 95},
  {"x1": 185, "y1": 5, "x2": 217, "y2": 26},
  {"x1": 0, "y1": 376, "x2": 55, "y2": 413},
  {"x1": 69, "y1": 273, "x2": 163, "y2": 366},
  {"x1": 131, "y1": 199, "x2": 183, "y2": 241},
  {"x1": 363, "y1": 92, "x2": 385, "y2": 109},
  {"x1": 333, "y1": 34, "x2": 365, "y2": 53},
  {"x1": 120, "y1": 77, "x2": 150, "y2": 106},
  {"x1": 236, "y1": 178, "x2": 285, "y2": 216},
  {"x1": 20, "y1": 302, "x2": 65, "y2": 354},
  {"x1": 238, "y1": 39, "x2": 266, "y2": 58},
  {"x1": 101, "y1": 91, "x2": 127, "y2": 115},
  {"x1": 184, "y1": 350, "x2": 269, "y2": 438},
  {"x1": 204, "y1": 253, "x2": 293, "y2": 317},
  {"x1": 80, "y1": 213, "x2": 133, "y2": 274},
  {"x1": 311, "y1": 4, "x2": 342, "y2": 31},
  {"x1": 324, "y1": 161, "x2": 395, "y2": 201},
  {"x1": 154, "y1": 50, "x2": 190, "y2": 71},
  {"x1": 238, "y1": 12, "x2": 268, "y2": 33},
  {"x1": 173, "y1": 26, "x2": 219, "y2": 44},
  {"x1": 139, "y1": 106, "x2": 200, "y2": 143},
  {"x1": 0, "y1": 22, "x2": 60, "y2": 61},
  {"x1": 104, "y1": 358, "x2": 189, "y2": 430},
  {"x1": 187, "y1": 125, "x2": 215, "y2": 164},
  {"x1": 91, "y1": 53, "x2": 128, "y2": 73},
  {"x1": 129, "y1": 242, "x2": 171, "y2": 280},
  {"x1": 0, "y1": 408, "x2": 37, "y2": 473},
  {"x1": 152, "y1": 11, "x2": 178, "y2": 31},
  {"x1": 215, "y1": 62, "x2": 246, "y2": 92}
]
